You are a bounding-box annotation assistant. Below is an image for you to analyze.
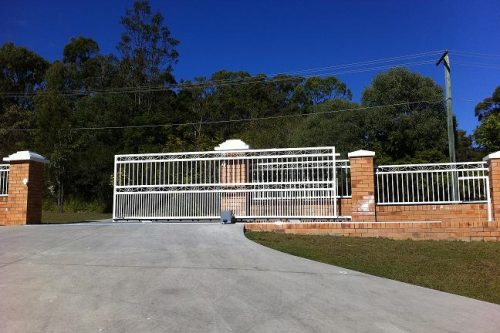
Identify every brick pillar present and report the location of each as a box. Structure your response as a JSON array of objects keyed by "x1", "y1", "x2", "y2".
[
  {"x1": 348, "y1": 150, "x2": 376, "y2": 222},
  {"x1": 485, "y1": 151, "x2": 500, "y2": 222},
  {"x1": 215, "y1": 140, "x2": 250, "y2": 218},
  {"x1": 3, "y1": 151, "x2": 48, "y2": 225}
]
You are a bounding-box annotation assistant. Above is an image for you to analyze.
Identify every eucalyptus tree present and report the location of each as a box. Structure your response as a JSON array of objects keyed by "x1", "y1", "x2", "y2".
[
  {"x1": 118, "y1": 0, "x2": 179, "y2": 112},
  {"x1": 0, "y1": 42, "x2": 48, "y2": 157},
  {"x1": 474, "y1": 86, "x2": 500, "y2": 153}
]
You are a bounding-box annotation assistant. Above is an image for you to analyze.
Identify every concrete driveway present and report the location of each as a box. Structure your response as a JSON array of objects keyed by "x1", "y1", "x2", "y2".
[{"x1": 0, "y1": 222, "x2": 499, "y2": 333}]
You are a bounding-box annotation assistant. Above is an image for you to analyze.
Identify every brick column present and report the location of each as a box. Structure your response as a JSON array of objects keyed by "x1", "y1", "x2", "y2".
[
  {"x1": 485, "y1": 151, "x2": 500, "y2": 222},
  {"x1": 215, "y1": 140, "x2": 250, "y2": 218},
  {"x1": 3, "y1": 151, "x2": 48, "y2": 225},
  {"x1": 348, "y1": 150, "x2": 376, "y2": 222}
]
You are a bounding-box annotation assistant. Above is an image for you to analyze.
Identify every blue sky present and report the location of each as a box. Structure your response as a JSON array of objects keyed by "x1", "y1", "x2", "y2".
[{"x1": 1, "y1": 0, "x2": 499, "y2": 134}]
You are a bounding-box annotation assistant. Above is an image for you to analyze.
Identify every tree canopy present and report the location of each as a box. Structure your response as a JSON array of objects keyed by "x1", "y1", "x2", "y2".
[{"x1": 474, "y1": 86, "x2": 500, "y2": 153}]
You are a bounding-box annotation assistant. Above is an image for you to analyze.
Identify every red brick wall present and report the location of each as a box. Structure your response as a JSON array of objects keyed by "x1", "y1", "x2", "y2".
[
  {"x1": 376, "y1": 203, "x2": 487, "y2": 224},
  {"x1": 221, "y1": 193, "x2": 247, "y2": 216},
  {"x1": 0, "y1": 196, "x2": 7, "y2": 223},
  {"x1": 220, "y1": 158, "x2": 247, "y2": 215},
  {"x1": 338, "y1": 198, "x2": 351, "y2": 216},
  {"x1": 490, "y1": 158, "x2": 500, "y2": 221},
  {"x1": 349, "y1": 155, "x2": 376, "y2": 221},
  {"x1": 4, "y1": 162, "x2": 30, "y2": 225},
  {"x1": 26, "y1": 162, "x2": 45, "y2": 224},
  {"x1": 0, "y1": 161, "x2": 45, "y2": 225},
  {"x1": 245, "y1": 220, "x2": 500, "y2": 242},
  {"x1": 220, "y1": 159, "x2": 247, "y2": 184}
]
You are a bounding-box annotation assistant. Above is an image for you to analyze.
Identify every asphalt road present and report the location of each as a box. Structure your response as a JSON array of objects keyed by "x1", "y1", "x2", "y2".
[{"x1": 0, "y1": 222, "x2": 499, "y2": 333}]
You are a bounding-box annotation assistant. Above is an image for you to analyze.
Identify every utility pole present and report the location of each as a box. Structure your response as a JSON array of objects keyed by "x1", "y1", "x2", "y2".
[
  {"x1": 437, "y1": 51, "x2": 458, "y2": 202},
  {"x1": 436, "y1": 51, "x2": 456, "y2": 163}
]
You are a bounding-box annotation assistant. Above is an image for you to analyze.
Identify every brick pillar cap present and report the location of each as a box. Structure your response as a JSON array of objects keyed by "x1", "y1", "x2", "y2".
[
  {"x1": 3, "y1": 151, "x2": 49, "y2": 164},
  {"x1": 214, "y1": 139, "x2": 250, "y2": 151},
  {"x1": 348, "y1": 149, "x2": 375, "y2": 158},
  {"x1": 483, "y1": 151, "x2": 500, "y2": 161}
]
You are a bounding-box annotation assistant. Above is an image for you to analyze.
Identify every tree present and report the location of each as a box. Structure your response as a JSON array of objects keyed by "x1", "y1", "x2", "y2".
[
  {"x1": 0, "y1": 43, "x2": 48, "y2": 157},
  {"x1": 34, "y1": 62, "x2": 75, "y2": 211},
  {"x1": 118, "y1": 0, "x2": 179, "y2": 88},
  {"x1": 474, "y1": 86, "x2": 500, "y2": 153},
  {"x1": 294, "y1": 76, "x2": 352, "y2": 107},
  {"x1": 0, "y1": 42, "x2": 48, "y2": 107},
  {"x1": 63, "y1": 37, "x2": 99, "y2": 65},
  {"x1": 456, "y1": 130, "x2": 482, "y2": 161},
  {"x1": 474, "y1": 86, "x2": 500, "y2": 121},
  {"x1": 361, "y1": 68, "x2": 449, "y2": 163},
  {"x1": 289, "y1": 99, "x2": 364, "y2": 155}
]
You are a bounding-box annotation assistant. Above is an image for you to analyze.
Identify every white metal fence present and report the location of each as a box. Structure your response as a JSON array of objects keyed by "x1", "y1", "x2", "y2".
[
  {"x1": 376, "y1": 162, "x2": 491, "y2": 220},
  {"x1": 336, "y1": 159, "x2": 351, "y2": 198},
  {"x1": 113, "y1": 147, "x2": 342, "y2": 221},
  {"x1": 0, "y1": 164, "x2": 9, "y2": 196}
]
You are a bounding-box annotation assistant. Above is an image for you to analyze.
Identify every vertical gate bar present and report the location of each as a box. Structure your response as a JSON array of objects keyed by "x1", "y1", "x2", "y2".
[
  {"x1": 471, "y1": 170, "x2": 475, "y2": 200},
  {"x1": 441, "y1": 171, "x2": 445, "y2": 201},
  {"x1": 446, "y1": 170, "x2": 451, "y2": 201},
  {"x1": 333, "y1": 147, "x2": 337, "y2": 218},
  {"x1": 390, "y1": 173, "x2": 394, "y2": 203},
  {"x1": 430, "y1": 172, "x2": 434, "y2": 202},
  {"x1": 478, "y1": 169, "x2": 483, "y2": 199},
  {"x1": 112, "y1": 156, "x2": 118, "y2": 220}
]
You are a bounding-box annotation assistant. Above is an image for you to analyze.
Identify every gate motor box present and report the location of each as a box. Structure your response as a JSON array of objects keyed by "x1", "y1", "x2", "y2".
[{"x1": 220, "y1": 210, "x2": 234, "y2": 224}]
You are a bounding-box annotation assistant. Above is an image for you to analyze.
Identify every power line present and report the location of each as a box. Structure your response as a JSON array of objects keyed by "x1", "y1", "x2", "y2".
[
  {"x1": 454, "y1": 62, "x2": 500, "y2": 70},
  {"x1": 271, "y1": 50, "x2": 443, "y2": 76},
  {"x1": 0, "y1": 59, "x2": 437, "y2": 97},
  {"x1": 1, "y1": 99, "x2": 444, "y2": 133},
  {"x1": 0, "y1": 50, "x2": 444, "y2": 97},
  {"x1": 452, "y1": 50, "x2": 500, "y2": 59},
  {"x1": 459, "y1": 98, "x2": 499, "y2": 104},
  {"x1": 26, "y1": 50, "x2": 443, "y2": 88},
  {"x1": 0, "y1": 59, "x2": 436, "y2": 96}
]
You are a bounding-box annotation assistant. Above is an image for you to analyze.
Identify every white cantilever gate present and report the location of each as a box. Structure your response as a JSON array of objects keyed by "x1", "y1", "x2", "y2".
[{"x1": 113, "y1": 145, "x2": 340, "y2": 221}]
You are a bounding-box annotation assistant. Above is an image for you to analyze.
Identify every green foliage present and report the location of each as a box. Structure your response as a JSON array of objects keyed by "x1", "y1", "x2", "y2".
[
  {"x1": 0, "y1": 42, "x2": 48, "y2": 98},
  {"x1": 41, "y1": 211, "x2": 111, "y2": 223},
  {"x1": 0, "y1": 42, "x2": 48, "y2": 156},
  {"x1": 474, "y1": 86, "x2": 500, "y2": 121},
  {"x1": 456, "y1": 130, "x2": 483, "y2": 161},
  {"x1": 361, "y1": 68, "x2": 449, "y2": 163},
  {"x1": 289, "y1": 99, "x2": 364, "y2": 155},
  {"x1": 288, "y1": 68, "x2": 453, "y2": 163},
  {"x1": 63, "y1": 36, "x2": 99, "y2": 65},
  {"x1": 43, "y1": 197, "x2": 106, "y2": 213},
  {"x1": 474, "y1": 112, "x2": 500, "y2": 153},
  {"x1": 474, "y1": 86, "x2": 500, "y2": 153},
  {"x1": 118, "y1": 0, "x2": 179, "y2": 85}
]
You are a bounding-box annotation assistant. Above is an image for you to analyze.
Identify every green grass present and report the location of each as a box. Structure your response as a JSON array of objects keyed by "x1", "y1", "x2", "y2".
[
  {"x1": 246, "y1": 231, "x2": 500, "y2": 304},
  {"x1": 41, "y1": 211, "x2": 112, "y2": 224}
]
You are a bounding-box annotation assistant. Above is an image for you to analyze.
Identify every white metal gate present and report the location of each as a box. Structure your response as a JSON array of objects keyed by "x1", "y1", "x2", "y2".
[{"x1": 113, "y1": 146, "x2": 341, "y2": 221}]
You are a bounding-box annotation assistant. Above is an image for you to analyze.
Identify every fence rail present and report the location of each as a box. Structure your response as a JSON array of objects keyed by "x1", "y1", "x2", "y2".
[
  {"x1": 0, "y1": 164, "x2": 9, "y2": 196},
  {"x1": 376, "y1": 162, "x2": 490, "y2": 205}
]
